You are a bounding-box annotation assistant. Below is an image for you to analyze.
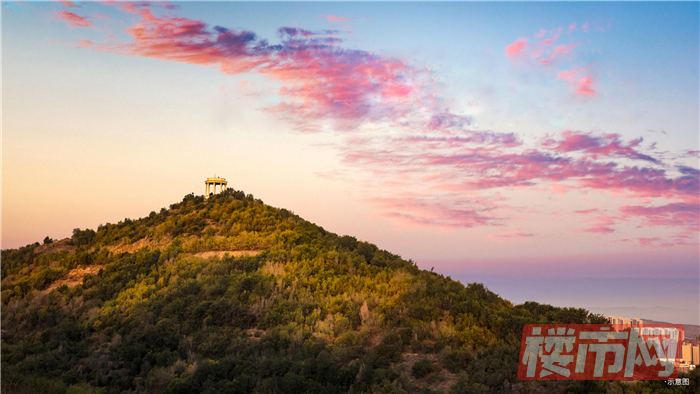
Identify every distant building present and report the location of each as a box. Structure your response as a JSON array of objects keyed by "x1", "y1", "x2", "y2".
[
  {"x1": 681, "y1": 341, "x2": 700, "y2": 365},
  {"x1": 606, "y1": 315, "x2": 642, "y2": 325},
  {"x1": 682, "y1": 343, "x2": 693, "y2": 364},
  {"x1": 607, "y1": 315, "x2": 631, "y2": 325}
]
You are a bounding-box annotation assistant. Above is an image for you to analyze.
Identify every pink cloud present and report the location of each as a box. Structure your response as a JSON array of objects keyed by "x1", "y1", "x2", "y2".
[
  {"x1": 426, "y1": 112, "x2": 472, "y2": 133},
  {"x1": 92, "y1": 13, "x2": 111, "y2": 20},
  {"x1": 342, "y1": 125, "x2": 697, "y2": 231},
  {"x1": 77, "y1": 39, "x2": 94, "y2": 48},
  {"x1": 551, "y1": 184, "x2": 576, "y2": 195},
  {"x1": 574, "y1": 210, "x2": 617, "y2": 234},
  {"x1": 488, "y1": 231, "x2": 534, "y2": 239},
  {"x1": 537, "y1": 44, "x2": 576, "y2": 66},
  {"x1": 343, "y1": 131, "x2": 697, "y2": 203},
  {"x1": 540, "y1": 27, "x2": 562, "y2": 45},
  {"x1": 620, "y1": 203, "x2": 699, "y2": 229},
  {"x1": 59, "y1": 1, "x2": 80, "y2": 9},
  {"x1": 72, "y1": 4, "x2": 419, "y2": 130},
  {"x1": 637, "y1": 237, "x2": 674, "y2": 248},
  {"x1": 370, "y1": 196, "x2": 494, "y2": 229},
  {"x1": 556, "y1": 65, "x2": 597, "y2": 96},
  {"x1": 578, "y1": 167, "x2": 698, "y2": 201},
  {"x1": 554, "y1": 44, "x2": 576, "y2": 55},
  {"x1": 56, "y1": 11, "x2": 93, "y2": 28},
  {"x1": 582, "y1": 22, "x2": 590, "y2": 33},
  {"x1": 568, "y1": 23, "x2": 577, "y2": 33},
  {"x1": 505, "y1": 26, "x2": 599, "y2": 97},
  {"x1": 323, "y1": 14, "x2": 352, "y2": 22},
  {"x1": 584, "y1": 225, "x2": 616, "y2": 234},
  {"x1": 505, "y1": 38, "x2": 527, "y2": 57},
  {"x1": 542, "y1": 131, "x2": 659, "y2": 163},
  {"x1": 557, "y1": 68, "x2": 586, "y2": 81},
  {"x1": 577, "y1": 76, "x2": 596, "y2": 96}
]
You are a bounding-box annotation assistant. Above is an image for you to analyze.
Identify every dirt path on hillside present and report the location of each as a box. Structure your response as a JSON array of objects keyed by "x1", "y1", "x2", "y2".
[
  {"x1": 107, "y1": 236, "x2": 172, "y2": 254},
  {"x1": 45, "y1": 265, "x2": 103, "y2": 292},
  {"x1": 193, "y1": 250, "x2": 262, "y2": 259}
]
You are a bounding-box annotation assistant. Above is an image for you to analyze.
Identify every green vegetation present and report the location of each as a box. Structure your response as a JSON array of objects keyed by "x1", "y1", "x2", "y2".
[{"x1": 2, "y1": 190, "x2": 697, "y2": 393}]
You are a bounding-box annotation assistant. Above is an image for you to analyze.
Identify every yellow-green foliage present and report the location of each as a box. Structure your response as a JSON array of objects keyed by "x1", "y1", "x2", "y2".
[{"x1": 4, "y1": 191, "x2": 689, "y2": 394}]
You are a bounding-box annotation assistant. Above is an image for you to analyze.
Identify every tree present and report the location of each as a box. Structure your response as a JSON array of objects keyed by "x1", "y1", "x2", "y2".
[{"x1": 72, "y1": 228, "x2": 96, "y2": 246}]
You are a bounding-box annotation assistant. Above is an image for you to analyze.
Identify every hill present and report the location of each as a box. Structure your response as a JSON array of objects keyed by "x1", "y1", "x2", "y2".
[{"x1": 1, "y1": 190, "x2": 697, "y2": 394}]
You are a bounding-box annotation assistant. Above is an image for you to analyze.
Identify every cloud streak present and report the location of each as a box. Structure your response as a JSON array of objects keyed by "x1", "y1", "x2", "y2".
[
  {"x1": 542, "y1": 131, "x2": 659, "y2": 163},
  {"x1": 505, "y1": 38, "x2": 527, "y2": 57},
  {"x1": 323, "y1": 14, "x2": 353, "y2": 22},
  {"x1": 620, "y1": 203, "x2": 699, "y2": 229},
  {"x1": 56, "y1": 11, "x2": 93, "y2": 27},
  {"x1": 370, "y1": 196, "x2": 494, "y2": 229}
]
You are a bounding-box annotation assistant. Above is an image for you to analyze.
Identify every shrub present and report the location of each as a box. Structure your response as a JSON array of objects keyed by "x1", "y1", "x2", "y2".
[{"x1": 412, "y1": 358, "x2": 438, "y2": 379}]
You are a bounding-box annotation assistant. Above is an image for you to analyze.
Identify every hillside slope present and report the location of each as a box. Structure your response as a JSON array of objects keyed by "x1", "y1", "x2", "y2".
[{"x1": 2, "y1": 190, "x2": 697, "y2": 394}]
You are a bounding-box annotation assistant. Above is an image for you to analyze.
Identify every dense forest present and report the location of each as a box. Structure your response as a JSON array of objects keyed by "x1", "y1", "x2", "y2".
[{"x1": 2, "y1": 190, "x2": 698, "y2": 393}]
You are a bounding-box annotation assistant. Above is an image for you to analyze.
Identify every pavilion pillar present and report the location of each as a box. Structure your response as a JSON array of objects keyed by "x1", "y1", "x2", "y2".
[{"x1": 204, "y1": 176, "x2": 227, "y2": 198}]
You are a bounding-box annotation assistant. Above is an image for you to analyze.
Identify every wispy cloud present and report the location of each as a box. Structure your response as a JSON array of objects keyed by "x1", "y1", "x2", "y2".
[
  {"x1": 369, "y1": 196, "x2": 495, "y2": 229},
  {"x1": 636, "y1": 237, "x2": 674, "y2": 248},
  {"x1": 542, "y1": 131, "x2": 659, "y2": 163},
  {"x1": 575, "y1": 210, "x2": 618, "y2": 234},
  {"x1": 322, "y1": 14, "x2": 353, "y2": 22},
  {"x1": 537, "y1": 44, "x2": 576, "y2": 66},
  {"x1": 59, "y1": 1, "x2": 80, "y2": 9},
  {"x1": 621, "y1": 203, "x2": 699, "y2": 229},
  {"x1": 540, "y1": 27, "x2": 562, "y2": 45},
  {"x1": 56, "y1": 11, "x2": 93, "y2": 28},
  {"x1": 576, "y1": 76, "x2": 596, "y2": 96},
  {"x1": 487, "y1": 231, "x2": 535, "y2": 240},
  {"x1": 505, "y1": 25, "x2": 598, "y2": 96},
  {"x1": 505, "y1": 38, "x2": 527, "y2": 57}
]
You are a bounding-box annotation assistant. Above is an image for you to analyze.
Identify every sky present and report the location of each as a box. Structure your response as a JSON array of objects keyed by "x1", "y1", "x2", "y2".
[{"x1": 2, "y1": 1, "x2": 699, "y2": 325}]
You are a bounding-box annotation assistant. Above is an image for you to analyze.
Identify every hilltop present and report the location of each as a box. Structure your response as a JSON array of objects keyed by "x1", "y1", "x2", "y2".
[{"x1": 1, "y1": 190, "x2": 697, "y2": 394}]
